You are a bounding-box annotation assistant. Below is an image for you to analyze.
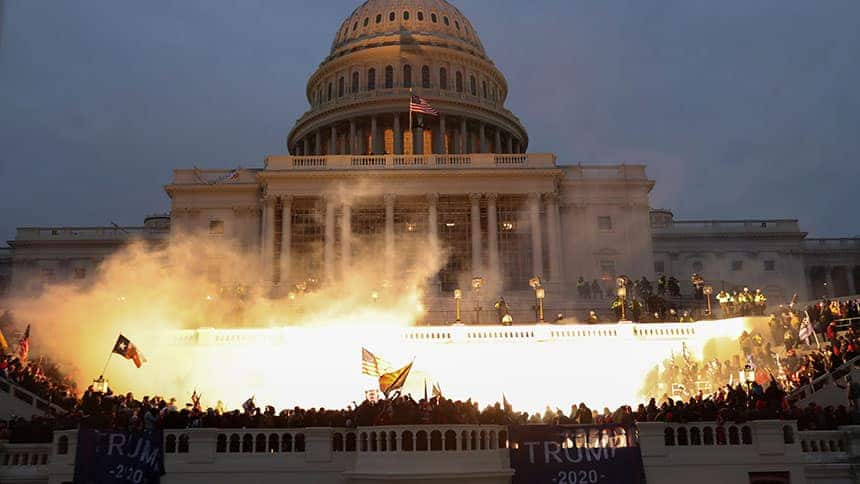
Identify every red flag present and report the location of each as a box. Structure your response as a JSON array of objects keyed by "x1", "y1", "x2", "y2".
[{"x1": 17, "y1": 324, "x2": 30, "y2": 362}]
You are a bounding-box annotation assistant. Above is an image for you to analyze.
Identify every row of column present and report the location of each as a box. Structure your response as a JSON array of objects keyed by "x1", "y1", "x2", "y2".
[
  {"x1": 259, "y1": 192, "x2": 563, "y2": 288},
  {"x1": 294, "y1": 113, "x2": 523, "y2": 156}
]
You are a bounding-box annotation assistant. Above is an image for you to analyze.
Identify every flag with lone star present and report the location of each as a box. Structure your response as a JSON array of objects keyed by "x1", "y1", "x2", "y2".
[{"x1": 112, "y1": 334, "x2": 146, "y2": 368}]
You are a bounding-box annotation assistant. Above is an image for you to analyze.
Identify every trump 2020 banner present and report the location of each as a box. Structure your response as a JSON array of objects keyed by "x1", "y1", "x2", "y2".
[
  {"x1": 73, "y1": 429, "x2": 165, "y2": 484},
  {"x1": 509, "y1": 424, "x2": 644, "y2": 484}
]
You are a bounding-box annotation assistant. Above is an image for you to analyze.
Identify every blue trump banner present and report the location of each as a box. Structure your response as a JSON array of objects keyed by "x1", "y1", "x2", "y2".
[
  {"x1": 74, "y1": 428, "x2": 165, "y2": 484},
  {"x1": 509, "y1": 424, "x2": 644, "y2": 484}
]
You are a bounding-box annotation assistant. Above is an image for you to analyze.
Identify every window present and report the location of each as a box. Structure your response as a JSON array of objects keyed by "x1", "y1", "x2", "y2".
[
  {"x1": 692, "y1": 261, "x2": 703, "y2": 272},
  {"x1": 353, "y1": 22, "x2": 358, "y2": 31},
  {"x1": 443, "y1": 16, "x2": 449, "y2": 26},
  {"x1": 389, "y1": 11, "x2": 395, "y2": 21},
  {"x1": 654, "y1": 261, "x2": 665, "y2": 274},
  {"x1": 367, "y1": 68, "x2": 376, "y2": 90},
  {"x1": 600, "y1": 260, "x2": 615, "y2": 279},
  {"x1": 421, "y1": 65, "x2": 430, "y2": 88},
  {"x1": 363, "y1": 17, "x2": 369, "y2": 27},
  {"x1": 403, "y1": 11, "x2": 409, "y2": 21},
  {"x1": 764, "y1": 260, "x2": 776, "y2": 271},
  {"x1": 482, "y1": 80, "x2": 488, "y2": 98},
  {"x1": 327, "y1": 82, "x2": 332, "y2": 101},
  {"x1": 439, "y1": 67, "x2": 448, "y2": 90},
  {"x1": 431, "y1": 13, "x2": 438, "y2": 23},
  {"x1": 470, "y1": 75, "x2": 476, "y2": 95},
  {"x1": 338, "y1": 77, "x2": 345, "y2": 97},
  {"x1": 209, "y1": 220, "x2": 225, "y2": 235},
  {"x1": 41, "y1": 268, "x2": 55, "y2": 282},
  {"x1": 384, "y1": 65, "x2": 393, "y2": 88},
  {"x1": 403, "y1": 65, "x2": 412, "y2": 88},
  {"x1": 732, "y1": 260, "x2": 744, "y2": 271},
  {"x1": 351, "y1": 72, "x2": 359, "y2": 93},
  {"x1": 597, "y1": 216, "x2": 612, "y2": 231},
  {"x1": 73, "y1": 267, "x2": 87, "y2": 280},
  {"x1": 417, "y1": 11, "x2": 424, "y2": 21},
  {"x1": 376, "y1": 14, "x2": 382, "y2": 23},
  {"x1": 456, "y1": 71, "x2": 463, "y2": 92},
  {"x1": 455, "y1": 20, "x2": 460, "y2": 30}
]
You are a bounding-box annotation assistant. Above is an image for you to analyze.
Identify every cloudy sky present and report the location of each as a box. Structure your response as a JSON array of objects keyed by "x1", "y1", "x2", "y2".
[{"x1": 1, "y1": 0, "x2": 858, "y2": 242}]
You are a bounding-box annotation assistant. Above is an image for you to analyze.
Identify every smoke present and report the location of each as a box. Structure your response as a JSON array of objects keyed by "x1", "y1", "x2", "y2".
[{"x1": 5, "y1": 201, "x2": 446, "y2": 404}]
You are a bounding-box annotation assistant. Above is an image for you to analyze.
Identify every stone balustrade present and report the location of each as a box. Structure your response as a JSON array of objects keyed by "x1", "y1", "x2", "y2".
[{"x1": 263, "y1": 153, "x2": 554, "y2": 171}]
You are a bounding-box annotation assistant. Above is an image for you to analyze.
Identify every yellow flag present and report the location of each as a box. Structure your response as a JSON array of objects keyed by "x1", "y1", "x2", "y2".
[
  {"x1": 378, "y1": 361, "x2": 413, "y2": 396},
  {"x1": 0, "y1": 328, "x2": 8, "y2": 353}
]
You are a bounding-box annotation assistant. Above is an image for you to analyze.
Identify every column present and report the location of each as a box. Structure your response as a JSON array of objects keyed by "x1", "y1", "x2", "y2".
[
  {"x1": 470, "y1": 193, "x2": 482, "y2": 275},
  {"x1": 324, "y1": 196, "x2": 335, "y2": 282},
  {"x1": 303, "y1": 138, "x2": 310, "y2": 156},
  {"x1": 460, "y1": 118, "x2": 467, "y2": 154},
  {"x1": 545, "y1": 193, "x2": 563, "y2": 284},
  {"x1": 486, "y1": 193, "x2": 500, "y2": 280},
  {"x1": 280, "y1": 195, "x2": 292, "y2": 286},
  {"x1": 494, "y1": 129, "x2": 501, "y2": 154},
  {"x1": 315, "y1": 129, "x2": 322, "y2": 155},
  {"x1": 260, "y1": 195, "x2": 276, "y2": 284},
  {"x1": 529, "y1": 193, "x2": 543, "y2": 278},
  {"x1": 341, "y1": 203, "x2": 352, "y2": 277},
  {"x1": 393, "y1": 113, "x2": 403, "y2": 154},
  {"x1": 506, "y1": 134, "x2": 513, "y2": 154},
  {"x1": 427, "y1": 193, "x2": 439, "y2": 252},
  {"x1": 414, "y1": 117, "x2": 424, "y2": 155},
  {"x1": 384, "y1": 194, "x2": 395, "y2": 281},
  {"x1": 436, "y1": 115, "x2": 446, "y2": 154},
  {"x1": 479, "y1": 123, "x2": 486, "y2": 153},
  {"x1": 371, "y1": 116, "x2": 379, "y2": 155},
  {"x1": 349, "y1": 118, "x2": 357, "y2": 155},
  {"x1": 329, "y1": 125, "x2": 337, "y2": 155}
]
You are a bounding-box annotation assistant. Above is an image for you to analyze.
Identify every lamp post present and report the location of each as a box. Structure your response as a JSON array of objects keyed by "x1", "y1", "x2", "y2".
[
  {"x1": 454, "y1": 289, "x2": 462, "y2": 324},
  {"x1": 471, "y1": 277, "x2": 484, "y2": 325},
  {"x1": 703, "y1": 285, "x2": 713, "y2": 318},
  {"x1": 536, "y1": 286, "x2": 546, "y2": 323},
  {"x1": 616, "y1": 276, "x2": 628, "y2": 322}
]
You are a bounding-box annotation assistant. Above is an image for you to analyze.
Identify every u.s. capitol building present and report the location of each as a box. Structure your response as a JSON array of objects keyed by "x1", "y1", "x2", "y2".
[{"x1": 2, "y1": 0, "x2": 858, "y2": 310}]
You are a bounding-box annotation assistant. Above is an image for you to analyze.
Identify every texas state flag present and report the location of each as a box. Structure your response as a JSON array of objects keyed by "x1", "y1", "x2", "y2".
[{"x1": 112, "y1": 334, "x2": 146, "y2": 368}]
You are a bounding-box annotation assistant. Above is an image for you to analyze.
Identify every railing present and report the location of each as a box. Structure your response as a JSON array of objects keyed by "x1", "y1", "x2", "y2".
[
  {"x1": 263, "y1": 153, "x2": 557, "y2": 171},
  {"x1": 798, "y1": 429, "x2": 848, "y2": 455},
  {"x1": 802, "y1": 238, "x2": 860, "y2": 251},
  {"x1": 0, "y1": 443, "x2": 50, "y2": 467},
  {"x1": 661, "y1": 422, "x2": 756, "y2": 447},
  {"x1": 787, "y1": 354, "x2": 860, "y2": 403},
  {"x1": 652, "y1": 219, "x2": 802, "y2": 235},
  {"x1": 0, "y1": 376, "x2": 68, "y2": 416},
  {"x1": 14, "y1": 226, "x2": 150, "y2": 241}
]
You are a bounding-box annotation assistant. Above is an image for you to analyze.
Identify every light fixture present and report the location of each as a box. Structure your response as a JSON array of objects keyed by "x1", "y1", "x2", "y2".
[
  {"x1": 406, "y1": 223, "x2": 417, "y2": 232},
  {"x1": 501, "y1": 222, "x2": 514, "y2": 231},
  {"x1": 528, "y1": 276, "x2": 542, "y2": 289},
  {"x1": 445, "y1": 222, "x2": 456, "y2": 227}
]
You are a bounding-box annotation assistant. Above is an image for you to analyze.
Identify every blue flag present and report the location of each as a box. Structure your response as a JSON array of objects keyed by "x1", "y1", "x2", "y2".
[{"x1": 74, "y1": 428, "x2": 165, "y2": 484}]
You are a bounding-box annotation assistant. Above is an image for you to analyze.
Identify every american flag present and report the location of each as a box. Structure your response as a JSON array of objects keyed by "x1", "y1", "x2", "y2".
[
  {"x1": 409, "y1": 95, "x2": 439, "y2": 116},
  {"x1": 361, "y1": 347, "x2": 392, "y2": 377}
]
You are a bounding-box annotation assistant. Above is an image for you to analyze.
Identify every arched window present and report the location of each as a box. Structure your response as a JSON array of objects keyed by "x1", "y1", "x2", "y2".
[
  {"x1": 455, "y1": 20, "x2": 460, "y2": 30},
  {"x1": 417, "y1": 11, "x2": 424, "y2": 21},
  {"x1": 338, "y1": 77, "x2": 345, "y2": 97},
  {"x1": 367, "y1": 68, "x2": 376, "y2": 90},
  {"x1": 332, "y1": 433, "x2": 344, "y2": 452},
  {"x1": 385, "y1": 66, "x2": 394, "y2": 88},
  {"x1": 664, "y1": 428, "x2": 675, "y2": 446},
  {"x1": 421, "y1": 65, "x2": 431, "y2": 88},
  {"x1": 403, "y1": 65, "x2": 412, "y2": 88},
  {"x1": 242, "y1": 434, "x2": 253, "y2": 453},
  {"x1": 363, "y1": 17, "x2": 369, "y2": 27},
  {"x1": 295, "y1": 433, "x2": 305, "y2": 452},
  {"x1": 431, "y1": 13, "x2": 438, "y2": 23},
  {"x1": 216, "y1": 434, "x2": 227, "y2": 453},
  {"x1": 403, "y1": 11, "x2": 409, "y2": 21},
  {"x1": 470, "y1": 75, "x2": 477, "y2": 95},
  {"x1": 351, "y1": 72, "x2": 359, "y2": 93},
  {"x1": 346, "y1": 433, "x2": 357, "y2": 451},
  {"x1": 353, "y1": 22, "x2": 358, "y2": 31},
  {"x1": 268, "y1": 434, "x2": 280, "y2": 452},
  {"x1": 327, "y1": 82, "x2": 332, "y2": 101},
  {"x1": 439, "y1": 68, "x2": 448, "y2": 90},
  {"x1": 255, "y1": 434, "x2": 266, "y2": 453},
  {"x1": 229, "y1": 434, "x2": 240, "y2": 453},
  {"x1": 376, "y1": 14, "x2": 382, "y2": 24},
  {"x1": 456, "y1": 71, "x2": 463, "y2": 92},
  {"x1": 389, "y1": 11, "x2": 395, "y2": 21},
  {"x1": 282, "y1": 434, "x2": 293, "y2": 452},
  {"x1": 443, "y1": 16, "x2": 450, "y2": 26},
  {"x1": 483, "y1": 80, "x2": 488, "y2": 98},
  {"x1": 57, "y1": 435, "x2": 69, "y2": 455},
  {"x1": 165, "y1": 435, "x2": 177, "y2": 453},
  {"x1": 178, "y1": 434, "x2": 190, "y2": 453}
]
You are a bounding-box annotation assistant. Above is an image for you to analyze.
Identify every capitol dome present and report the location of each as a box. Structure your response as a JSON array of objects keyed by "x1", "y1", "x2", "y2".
[{"x1": 287, "y1": 0, "x2": 528, "y2": 157}]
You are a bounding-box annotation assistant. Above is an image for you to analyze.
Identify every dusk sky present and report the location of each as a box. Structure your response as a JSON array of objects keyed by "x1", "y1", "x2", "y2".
[{"x1": 1, "y1": 0, "x2": 858, "y2": 243}]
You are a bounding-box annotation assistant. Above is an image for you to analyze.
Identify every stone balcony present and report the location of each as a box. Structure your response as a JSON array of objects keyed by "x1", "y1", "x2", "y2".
[{"x1": 264, "y1": 153, "x2": 555, "y2": 171}]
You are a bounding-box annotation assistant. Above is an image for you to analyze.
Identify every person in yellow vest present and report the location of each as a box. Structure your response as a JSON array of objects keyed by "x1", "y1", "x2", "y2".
[
  {"x1": 753, "y1": 289, "x2": 767, "y2": 315},
  {"x1": 716, "y1": 290, "x2": 731, "y2": 318}
]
